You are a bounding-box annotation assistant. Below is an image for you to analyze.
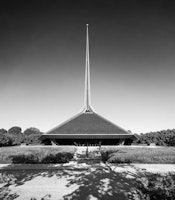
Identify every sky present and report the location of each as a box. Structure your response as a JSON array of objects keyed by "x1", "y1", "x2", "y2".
[{"x1": 0, "y1": 0, "x2": 175, "y2": 133}]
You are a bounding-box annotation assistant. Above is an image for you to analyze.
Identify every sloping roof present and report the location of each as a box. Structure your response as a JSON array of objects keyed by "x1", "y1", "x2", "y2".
[{"x1": 40, "y1": 111, "x2": 136, "y2": 140}]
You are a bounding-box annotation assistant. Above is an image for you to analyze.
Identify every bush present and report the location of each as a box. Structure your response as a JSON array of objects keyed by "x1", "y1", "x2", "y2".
[
  {"x1": 42, "y1": 152, "x2": 73, "y2": 163},
  {"x1": 101, "y1": 150, "x2": 131, "y2": 163},
  {"x1": 0, "y1": 146, "x2": 76, "y2": 164},
  {"x1": 11, "y1": 154, "x2": 39, "y2": 164},
  {"x1": 134, "y1": 173, "x2": 175, "y2": 200},
  {"x1": 110, "y1": 157, "x2": 131, "y2": 164},
  {"x1": 101, "y1": 151, "x2": 110, "y2": 163},
  {"x1": 9, "y1": 151, "x2": 74, "y2": 164}
]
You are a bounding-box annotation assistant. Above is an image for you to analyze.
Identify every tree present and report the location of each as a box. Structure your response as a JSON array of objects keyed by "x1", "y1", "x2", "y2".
[
  {"x1": 135, "y1": 129, "x2": 175, "y2": 146},
  {"x1": 0, "y1": 127, "x2": 43, "y2": 146},
  {"x1": 0, "y1": 129, "x2": 7, "y2": 135},
  {"x1": 8, "y1": 126, "x2": 22, "y2": 135},
  {"x1": 23, "y1": 133, "x2": 42, "y2": 145},
  {"x1": 23, "y1": 127, "x2": 42, "y2": 145},
  {"x1": 7, "y1": 126, "x2": 23, "y2": 146},
  {"x1": 0, "y1": 133, "x2": 11, "y2": 146},
  {"x1": 23, "y1": 127, "x2": 40, "y2": 135}
]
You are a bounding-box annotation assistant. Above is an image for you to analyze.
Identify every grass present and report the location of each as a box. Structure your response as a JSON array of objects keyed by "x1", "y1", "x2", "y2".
[
  {"x1": 100, "y1": 147, "x2": 175, "y2": 164},
  {"x1": 1, "y1": 146, "x2": 175, "y2": 164},
  {"x1": 0, "y1": 146, "x2": 76, "y2": 164}
]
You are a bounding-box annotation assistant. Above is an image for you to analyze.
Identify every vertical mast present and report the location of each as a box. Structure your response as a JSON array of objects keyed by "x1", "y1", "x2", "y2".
[{"x1": 84, "y1": 24, "x2": 93, "y2": 112}]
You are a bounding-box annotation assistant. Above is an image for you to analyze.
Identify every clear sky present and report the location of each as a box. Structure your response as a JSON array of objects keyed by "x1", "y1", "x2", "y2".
[{"x1": 0, "y1": 0, "x2": 175, "y2": 133}]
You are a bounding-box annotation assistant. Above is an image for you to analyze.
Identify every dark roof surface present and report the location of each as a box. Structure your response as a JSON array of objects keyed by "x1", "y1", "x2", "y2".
[{"x1": 40, "y1": 112, "x2": 135, "y2": 140}]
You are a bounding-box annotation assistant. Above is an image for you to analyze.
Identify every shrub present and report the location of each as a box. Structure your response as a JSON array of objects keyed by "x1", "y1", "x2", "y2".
[
  {"x1": 101, "y1": 151, "x2": 110, "y2": 163},
  {"x1": 0, "y1": 146, "x2": 76, "y2": 164},
  {"x1": 11, "y1": 154, "x2": 39, "y2": 164},
  {"x1": 41, "y1": 152, "x2": 73, "y2": 163},
  {"x1": 134, "y1": 173, "x2": 175, "y2": 200},
  {"x1": 9, "y1": 151, "x2": 74, "y2": 164},
  {"x1": 101, "y1": 149, "x2": 131, "y2": 163},
  {"x1": 110, "y1": 157, "x2": 131, "y2": 164}
]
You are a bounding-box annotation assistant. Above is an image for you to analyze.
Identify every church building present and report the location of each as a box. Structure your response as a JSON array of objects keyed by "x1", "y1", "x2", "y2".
[{"x1": 40, "y1": 25, "x2": 137, "y2": 146}]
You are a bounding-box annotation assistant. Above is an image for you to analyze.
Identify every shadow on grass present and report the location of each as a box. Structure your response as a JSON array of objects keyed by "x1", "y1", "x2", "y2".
[{"x1": 0, "y1": 163, "x2": 150, "y2": 200}]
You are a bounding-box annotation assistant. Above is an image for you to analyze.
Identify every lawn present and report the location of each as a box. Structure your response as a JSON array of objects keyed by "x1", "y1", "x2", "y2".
[
  {"x1": 0, "y1": 146, "x2": 76, "y2": 164},
  {"x1": 100, "y1": 146, "x2": 175, "y2": 164},
  {"x1": 1, "y1": 146, "x2": 175, "y2": 164}
]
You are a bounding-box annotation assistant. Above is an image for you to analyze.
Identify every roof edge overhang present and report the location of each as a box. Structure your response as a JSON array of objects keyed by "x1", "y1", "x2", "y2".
[{"x1": 40, "y1": 134, "x2": 137, "y2": 140}]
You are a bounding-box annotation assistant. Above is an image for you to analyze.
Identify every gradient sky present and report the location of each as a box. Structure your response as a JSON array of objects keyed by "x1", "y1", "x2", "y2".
[{"x1": 0, "y1": 0, "x2": 175, "y2": 133}]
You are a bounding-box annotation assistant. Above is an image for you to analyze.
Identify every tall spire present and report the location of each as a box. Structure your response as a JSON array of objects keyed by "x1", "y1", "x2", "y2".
[{"x1": 84, "y1": 24, "x2": 93, "y2": 113}]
